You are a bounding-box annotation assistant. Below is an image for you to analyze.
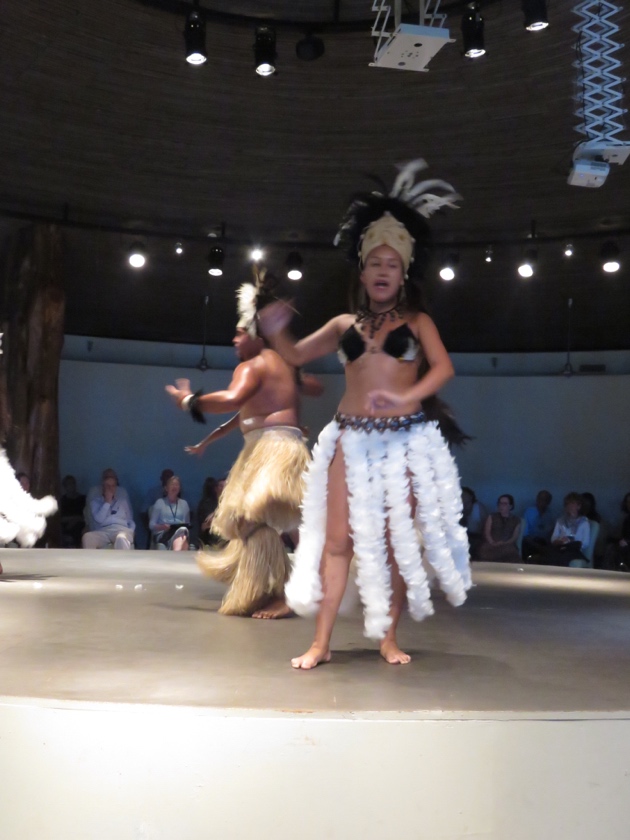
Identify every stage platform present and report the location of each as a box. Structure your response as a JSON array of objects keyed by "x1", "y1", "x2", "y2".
[{"x1": 1, "y1": 549, "x2": 630, "y2": 839}]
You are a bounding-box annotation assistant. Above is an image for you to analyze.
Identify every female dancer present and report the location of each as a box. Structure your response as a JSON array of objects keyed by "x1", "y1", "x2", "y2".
[{"x1": 259, "y1": 160, "x2": 471, "y2": 669}]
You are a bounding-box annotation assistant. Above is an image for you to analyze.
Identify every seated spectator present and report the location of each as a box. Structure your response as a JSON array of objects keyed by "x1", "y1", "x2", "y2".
[
  {"x1": 522, "y1": 489, "x2": 554, "y2": 559},
  {"x1": 59, "y1": 475, "x2": 86, "y2": 548},
  {"x1": 461, "y1": 486, "x2": 486, "y2": 559},
  {"x1": 580, "y1": 492, "x2": 601, "y2": 522},
  {"x1": 149, "y1": 475, "x2": 190, "y2": 551},
  {"x1": 197, "y1": 476, "x2": 220, "y2": 548},
  {"x1": 603, "y1": 492, "x2": 630, "y2": 572},
  {"x1": 141, "y1": 468, "x2": 175, "y2": 548},
  {"x1": 581, "y1": 491, "x2": 608, "y2": 565},
  {"x1": 532, "y1": 492, "x2": 590, "y2": 566},
  {"x1": 82, "y1": 475, "x2": 135, "y2": 549},
  {"x1": 477, "y1": 494, "x2": 521, "y2": 564},
  {"x1": 85, "y1": 469, "x2": 130, "y2": 531},
  {"x1": 144, "y1": 468, "x2": 175, "y2": 510}
]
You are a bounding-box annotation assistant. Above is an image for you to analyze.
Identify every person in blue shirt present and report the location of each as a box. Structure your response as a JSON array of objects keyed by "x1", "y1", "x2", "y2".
[{"x1": 522, "y1": 489, "x2": 554, "y2": 560}]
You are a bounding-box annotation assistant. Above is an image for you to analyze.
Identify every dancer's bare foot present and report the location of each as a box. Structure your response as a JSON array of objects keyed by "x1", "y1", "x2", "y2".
[
  {"x1": 252, "y1": 599, "x2": 294, "y2": 619},
  {"x1": 291, "y1": 645, "x2": 331, "y2": 669},
  {"x1": 380, "y1": 639, "x2": 411, "y2": 665}
]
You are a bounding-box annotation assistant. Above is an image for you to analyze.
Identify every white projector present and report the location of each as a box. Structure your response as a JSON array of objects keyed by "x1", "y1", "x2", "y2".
[
  {"x1": 371, "y1": 24, "x2": 453, "y2": 72},
  {"x1": 567, "y1": 159, "x2": 610, "y2": 188}
]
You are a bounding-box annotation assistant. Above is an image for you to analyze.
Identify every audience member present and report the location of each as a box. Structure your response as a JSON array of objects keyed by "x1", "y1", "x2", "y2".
[
  {"x1": 141, "y1": 468, "x2": 175, "y2": 548},
  {"x1": 59, "y1": 475, "x2": 86, "y2": 548},
  {"x1": 522, "y1": 489, "x2": 554, "y2": 559},
  {"x1": 144, "y1": 468, "x2": 175, "y2": 510},
  {"x1": 580, "y1": 492, "x2": 601, "y2": 522},
  {"x1": 532, "y1": 492, "x2": 590, "y2": 566},
  {"x1": 603, "y1": 492, "x2": 630, "y2": 572},
  {"x1": 477, "y1": 494, "x2": 521, "y2": 564},
  {"x1": 149, "y1": 475, "x2": 190, "y2": 551},
  {"x1": 581, "y1": 491, "x2": 609, "y2": 565},
  {"x1": 461, "y1": 486, "x2": 486, "y2": 559},
  {"x1": 82, "y1": 474, "x2": 135, "y2": 549},
  {"x1": 85, "y1": 469, "x2": 131, "y2": 531}
]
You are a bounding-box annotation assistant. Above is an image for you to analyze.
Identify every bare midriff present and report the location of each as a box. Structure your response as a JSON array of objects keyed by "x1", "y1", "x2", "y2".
[
  {"x1": 240, "y1": 408, "x2": 300, "y2": 432},
  {"x1": 338, "y1": 352, "x2": 422, "y2": 417}
]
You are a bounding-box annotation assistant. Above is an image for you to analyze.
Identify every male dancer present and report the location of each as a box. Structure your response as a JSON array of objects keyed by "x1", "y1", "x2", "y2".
[{"x1": 166, "y1": 274, "x2": 321, "y2": 619}]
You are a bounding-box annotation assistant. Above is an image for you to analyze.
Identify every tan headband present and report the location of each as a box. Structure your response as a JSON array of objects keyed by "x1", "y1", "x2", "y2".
[{"x1": 359, "y1": 212, "x2": 415, "y2": 271}]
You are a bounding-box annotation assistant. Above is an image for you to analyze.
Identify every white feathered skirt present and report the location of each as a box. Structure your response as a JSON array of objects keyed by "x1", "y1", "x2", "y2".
[{"x1": 285, "y1": 417, "x2": 472, "y2": 639}]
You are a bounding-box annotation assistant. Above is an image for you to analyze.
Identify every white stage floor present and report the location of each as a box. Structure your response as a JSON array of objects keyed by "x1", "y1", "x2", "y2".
[{"x1": 1, "y1": 549, "x2": 630, "y2": 839}]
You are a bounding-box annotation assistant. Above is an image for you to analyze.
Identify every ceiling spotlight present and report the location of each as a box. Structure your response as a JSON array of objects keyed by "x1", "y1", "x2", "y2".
[
  {"x1": 250, "y1": 247, "x2": 264, "y2": 262},
  {"x1": 522, "y1": 0, "x2": 549, "y2": 32},
  {"x1": 128, "y1": 242, "x2": 147, "y2": 269},
  {"x1": 296, "y1": 32, "x2": 324, "y2": 61},
  {"x1": 461, "y1": 3, "x2": 486, "y2": 59},
  {"x1": 600, "y1": 240, "x2": 620, "y2": 273},
  {"x1": 175, "y1": 242, "x2": 184, "y2": 255},
  {"x1": 485, "y1": 245, "x2": 493, "y2": 263},
  {"x1": 254, "y1": 26, "x2": 277, "y2": 76},
  {"x1": 286, "y1": 252, "x2": 304, "y2": 281},
  {"x1": 439, "y1": 253, "x2": 459, "y2": 282},
  {"x1": 184, "y1": 2, "x2": 207, "y2": 66},
  {"x1": 207, "y1": 244, "x2": 225, "y2": 276},
  {"x1": 517, "y1": 248, "x2": 537, "y2": 278},
  {"x1": 563, "y1": 242, "x2": 574, "y2": 258}
]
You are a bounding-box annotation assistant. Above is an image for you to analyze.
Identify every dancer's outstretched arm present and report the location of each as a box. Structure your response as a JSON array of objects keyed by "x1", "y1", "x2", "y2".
[
  {"x1": 185, "y1": 413, "x2": 240, "y2": 457},
  {"x1": 166, "y1": 357, "x2": 263, "y2": 415},
  {"x1": 259, "y1": 301, "x2": 349, "y2": 367}
]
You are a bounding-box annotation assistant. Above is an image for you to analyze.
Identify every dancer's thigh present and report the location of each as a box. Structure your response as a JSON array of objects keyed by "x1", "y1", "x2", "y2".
[{"x1": 324, "y1": 441, "x2": 353, "y2": 558}]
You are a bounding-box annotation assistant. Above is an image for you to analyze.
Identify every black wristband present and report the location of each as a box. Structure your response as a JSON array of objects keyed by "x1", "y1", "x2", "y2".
[{"x1": 188, "y1": 389, "x2": 206, "y2": 425}]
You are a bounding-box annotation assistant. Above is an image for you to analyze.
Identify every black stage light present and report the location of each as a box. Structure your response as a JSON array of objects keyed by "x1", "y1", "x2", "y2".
[
  {"x1": 184, "y1": 3, "x2": 207, "y2": 66},
  {"x1": 286, "y1": 252, "x2": 304, "y2": 281},
  {"x1": 439, "y1": 253, "x2": 459, "y2": 281},
  {"x1": 600, "y1": 240, "x2": 620, "y2": 273},
  {"x1": 485, "y1": 245, "x2": 493, "y2": 263},
  {"x1": 208, "y1": 244, "x2": 225, "y2": 276},
  {"x1": 563, "y1": 242, "x2": 574, "y2": 258},
  {"x1": 522, "y1": 0, "x2": 549, "y2": 32},
  {"x1": 128, "y1": 242, "x2": 147, "y2": 269},
  {"x1": 461, "y1": 3, "x2": 486, "y2": 59},
  {"x1": 254, "y1": 26, "x2": 277, "y2": 76},
  {"x1": 517, "y1": 248, "x2": 537, "y2": 278},
  {"x1": 296, "y1": 32, "x2": 324, "y2": 61}
]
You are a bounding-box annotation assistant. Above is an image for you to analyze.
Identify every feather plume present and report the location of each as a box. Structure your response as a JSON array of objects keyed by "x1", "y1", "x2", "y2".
[{"x1": 236, "y1": 283, "x2": 258, "y2": 337}]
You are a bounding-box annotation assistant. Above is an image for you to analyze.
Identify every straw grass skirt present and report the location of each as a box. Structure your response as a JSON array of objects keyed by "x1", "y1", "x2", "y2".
[{"x1": 197, "y1": 426, "x2": 309, "y2": 615}]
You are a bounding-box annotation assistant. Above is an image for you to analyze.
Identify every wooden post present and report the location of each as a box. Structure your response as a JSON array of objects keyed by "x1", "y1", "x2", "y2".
[{"x1": 0, "y1": 223, "x2": 65, "y2": 546}]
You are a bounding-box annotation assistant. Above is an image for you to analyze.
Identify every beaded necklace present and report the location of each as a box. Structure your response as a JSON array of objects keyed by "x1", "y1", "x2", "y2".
[{"x1": 355, "y1": 305, "x2": 402, "y2": 339}]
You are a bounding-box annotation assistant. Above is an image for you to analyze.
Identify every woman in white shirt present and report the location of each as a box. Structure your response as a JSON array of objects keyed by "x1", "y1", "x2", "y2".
[
  {"x1": 540, "y1": 492, "x2": 590, "y2": 566},
  {"x1": 149, "y1": 475, "x2": 190, "y2": 551}
]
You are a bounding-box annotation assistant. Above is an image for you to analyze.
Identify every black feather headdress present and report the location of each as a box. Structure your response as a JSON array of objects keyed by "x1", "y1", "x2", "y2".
[{"x1": 334, "y1": 159, "x2": 461, "y2": 280}]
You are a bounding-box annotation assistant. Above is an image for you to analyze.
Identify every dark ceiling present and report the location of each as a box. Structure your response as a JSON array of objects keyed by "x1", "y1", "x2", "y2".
[{"x1": 1, "y1": 1, "x2": 630, "y2": 352}]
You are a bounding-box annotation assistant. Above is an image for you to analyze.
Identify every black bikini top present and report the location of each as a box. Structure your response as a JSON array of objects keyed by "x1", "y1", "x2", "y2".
[{"x1": 337, "y1": 322, "x2": 420, "y2": 365}]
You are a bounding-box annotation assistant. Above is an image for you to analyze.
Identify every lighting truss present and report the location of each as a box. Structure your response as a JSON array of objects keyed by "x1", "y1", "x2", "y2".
[
  {"x1": 370, "y1": 0, "x2": 453, "y2": 72},
  {"x1": 572, "y1": 2, "x2": 627, "y2": 143}
]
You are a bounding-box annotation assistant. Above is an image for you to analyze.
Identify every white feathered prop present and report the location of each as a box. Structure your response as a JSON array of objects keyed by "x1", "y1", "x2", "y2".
[
  {"x1": 0, "y1": 332, "x2": 58, "y2": 548},
  {"x1": 0, "y1": 450, "x2": 57, "y2": 547}
]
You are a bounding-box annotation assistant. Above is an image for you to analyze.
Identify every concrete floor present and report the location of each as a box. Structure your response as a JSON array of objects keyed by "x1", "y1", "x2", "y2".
[{"x1": 1, "y1": 549, "x2": 630, "y2": 714}]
